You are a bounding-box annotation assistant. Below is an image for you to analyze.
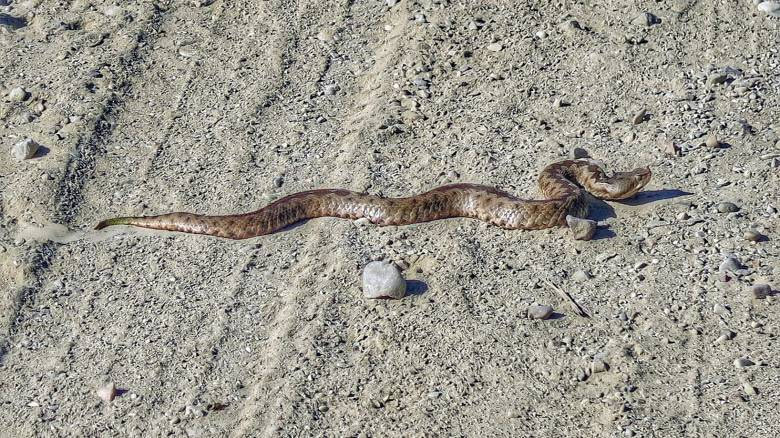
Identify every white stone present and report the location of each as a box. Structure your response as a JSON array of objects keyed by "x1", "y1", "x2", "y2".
[
  {"x1": 97, "y1": 382, "x2": 117, "y2": 402},
  {"x1": 758, "y1": 1, "x2": 780, "y2": 17},
  {"x1": 12, "y1": 138, "x2": 40, "y2": 160},
  {"x1": 362, "y1": 261, "x2": 406, "y2": 299},
  {"x1": 8, "y1": 86, "x2": 28, "y2": 102}
]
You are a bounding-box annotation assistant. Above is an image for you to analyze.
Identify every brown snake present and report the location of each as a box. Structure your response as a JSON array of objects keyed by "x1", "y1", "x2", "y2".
[{"x1": 95, "y1": 159, "x2": 651, "y2": 240}]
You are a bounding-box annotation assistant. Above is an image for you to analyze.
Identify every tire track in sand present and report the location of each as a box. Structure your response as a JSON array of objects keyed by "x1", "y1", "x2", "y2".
[{"x1": 230, "y1": 1, "x2": 416, "y2": 435}]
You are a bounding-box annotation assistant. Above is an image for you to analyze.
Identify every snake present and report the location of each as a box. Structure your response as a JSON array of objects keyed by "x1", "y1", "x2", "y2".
[{"x1": 95, "y1": 159, "x2": 651, "y2": 240}]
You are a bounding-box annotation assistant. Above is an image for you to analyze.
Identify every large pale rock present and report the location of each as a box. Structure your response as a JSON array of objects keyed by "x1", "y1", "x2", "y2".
[{"x1": 362, "y1": 261, "x2": 406, "y2": 299}]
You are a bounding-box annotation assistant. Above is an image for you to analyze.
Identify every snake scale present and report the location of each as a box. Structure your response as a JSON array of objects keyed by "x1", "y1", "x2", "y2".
[{"x1": 95, "y1": 159, "x2": 651, "y2": 240}]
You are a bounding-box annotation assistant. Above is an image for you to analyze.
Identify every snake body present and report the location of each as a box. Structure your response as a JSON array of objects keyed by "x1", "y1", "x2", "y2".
[{"x1": 95, "y1": 159, "x2": 651, "y2": 240}]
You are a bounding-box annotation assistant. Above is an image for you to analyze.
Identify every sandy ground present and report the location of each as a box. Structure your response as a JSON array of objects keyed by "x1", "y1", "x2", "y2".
[{"x1": 1, "y1": 0, "x2": 779, "y2": 436}]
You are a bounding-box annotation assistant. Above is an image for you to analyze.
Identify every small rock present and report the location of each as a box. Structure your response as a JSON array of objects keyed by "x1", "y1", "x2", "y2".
[
  {"x1": 272, "y1": 176, "x2": 284, "y2": 187},
  {"x1": 486, "y1": 42, "x2": 503, "y2": 52},
  {"x1": 734, "y1": 357, "x2": 754, "y2": 369},
  {"x1": 576, "y1": 367, "x2": 588, "y2": 381},
  {"x1": 566, "y1": 215, "x2": 596, "y2": 241},
  {"x1": 12, "y1": 138, "x2": 40, "y2": 160},
  {"x1": 631, "y1": 12, "x2": 659, "y2": 26},
  {"x1": 705, "y1": 133, "x2": 720, "y2": 149},
  {"x1": 572, "y1": 270, "x2": 591, "y2": 283},
  {"x1": 716, "y1": 202, "x2": 739, "y2": 213},
  {"x1": 749, "y1": 284, "x2": 771, "y2": 299},
  {"x1": 527, "y1": 304, "x2": 554, "y2": 320},
  {"x1": 757, "y1": 1, "x2": 780, "y2": 18},
  {"x1": 591, "y1": 358, "x2": 609, "y2": 374},
  {"x1": 707, "y1": 73, "x2": 728, "y2": 87},
  {"x1": 572, "y1": 147, "x2": 589, "y2": 159},
  {"x1": 8, "y1": 86, "x2": 29, "y2": 102},
  {"x1": 631, "y1": 108, "x2": 647, "y2": 125},
  {"x1": 713, "y1": 303, "x2": 729, "y2": 315},
  {"x1": 663, "y1": 142, "x2": 680, "y2": 156},
  {"x1": 743, "y1": 382, "x2": 758, "y2": 396},
  {"x1": 323, "y1": 84, "x2": 340, "y2": 96},
  {"x1": 362, "y1": 261, "x2": 406, "y2": 299},
  {"x1": 718, "y1": 255, "x2": 745, "y2": 274},
  {"x1": 97, "y1": 382, "x2": 117, "y2": 402},
  {"x1": 743, "y1": 229, "x2": 765, "y2": 242}
]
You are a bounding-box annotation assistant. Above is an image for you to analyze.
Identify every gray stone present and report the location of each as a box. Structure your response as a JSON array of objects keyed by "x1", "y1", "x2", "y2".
[
  {"x1": 12, "y1": 138, "x2": 40, "y2": 160},
  {"x1": 632, "y1": 108, "x2": 647, "y2": 125},
  {"x1": 591, "y1": 358, "x2": 609, "y2": 373},
  {"x1": 572, "y1": 270, "x2": 591, "y2": 283},
  {"x1": 631, "y1": 12, "x2": 659, "y2": 26},
  {"x1": 527, "y1": 304, "x2": 553, "y2": 320},
  {"x1": 705, "y1": 133, "x2": 720, "y2": 149},
  {"x1": 749, "y1": 283, "x2": 771, "y2": 299},
  {"x1": 486, "y1": 42, "x2": 503, "y2": 52},
  {"x1": 566, "y1": 215, "x2": 596, "y2": 241},
  {"x1": 757, "y1": 1, "x2": 780, "y2": 17},
  {"x1": 572, "y1": 147, "x2": 590, "y2": 158},
  {"x1": 716, "y1": 202, "x2": 739, "y2": 213},
  {"x1": 734, "y1": 357, "x2": 754, "y2": 369},
  {"x1": 8, "y1": 86, "x2": 28, "y2": 102},
  {"x1": 362, "y1": 261, "x2": 406, "y2": 299},
  {"x1": 707, "y1": 73, "x2": 728, "y2": 87},
  {"x1": 96, "y1": 382, "x2": 117, "y2": 402},
  {"x1": 718, "y1": 255, "x2": 747, "y2": 275},
  {"x1": 743, "y1": 230, "x2": 765, "y2": 242}
]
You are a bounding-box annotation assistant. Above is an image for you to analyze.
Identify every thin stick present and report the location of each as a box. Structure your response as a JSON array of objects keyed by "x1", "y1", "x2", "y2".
[{"x1": 543, "y1": 279, "x2": 590, "y2": 318}]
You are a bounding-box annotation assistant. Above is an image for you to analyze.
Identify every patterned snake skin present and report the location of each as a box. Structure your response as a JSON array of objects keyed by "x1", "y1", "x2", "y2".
[{"x1": 95, "y1": 159, "x2": 651, "y2": 240}]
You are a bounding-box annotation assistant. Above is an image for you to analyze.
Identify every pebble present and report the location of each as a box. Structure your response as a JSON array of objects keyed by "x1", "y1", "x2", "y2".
[
  {"x1": 663, "y1": 142, "x2": 680, "y2": 156},
  {"x1": 362, "y1": 261, "x2": 406, "y2": 299},
  {"x1": 712, "y1": 303, "x2": 729, "y2": 315},
  {"x1": 323, "y1": 84, "x2": 340, "y2": 96},
  {"x1": 572, "y1": 270, "x2": 591, "y2": 283},
  {"x1": 757, "y1": 1, "x2": 780, "y2": 17},
  {"x1": 707, "y1": 73, "x2": 728, "y2": 87},
  {"x1": 566, "y1": 215, "x2": 596, "y2": 241},
  {"x1": 705, "y1": 133, "x2": 720, "y2": 149},
  {"x1": 591, "y1": 358, "x2": 609, "y2": 374},
  {"x1": 486, "y1": 42, "x2": 503, "y2": 52},
  {"x1": 631, "y1": 108, "x2": 647, "y2": 125},
  {"x1": 527, "y1": 304, "x2": 553, "y2": 320},
  {"x1": 12, "y1": 138, "x2": 40, "y2": 160},
  {"x1": 743, "y1": 229, "x2": 764, "y2": 242},
  {"x1": 8, "y1": 86, "x2": 29, "y2": 102},
  {"x1": 734, "y1": 357, "x2": 754, "y2": 369},
  {"x1": 749, "y1": 283, "x2": 771, "y2": 299},
  {"x1": 631, "y1": 12, "x2": 659, "y2": 26},
  {"x1": 718, "y1": 255, "x2": 745, "y2": 274},
  {"x1": 743, "y1": 382, "x2": 758, "y2": 396},
  {"x1": 97, "y1": 382, "x2": 117, "y2": 402},
  {"x1": 272, "y1": 176, "x2": 284, "y2": 187},
  {"x1": 572, "y1": 147, "x2": 589, "y2": 159},
  {"x1": 716, "y1": 202, "x2": 739, "y2": 213}
]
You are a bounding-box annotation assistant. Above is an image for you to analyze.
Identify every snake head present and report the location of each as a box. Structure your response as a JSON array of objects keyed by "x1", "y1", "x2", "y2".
[{"x1": 595, "y1": 167, "x2": 652, "y2": 200}]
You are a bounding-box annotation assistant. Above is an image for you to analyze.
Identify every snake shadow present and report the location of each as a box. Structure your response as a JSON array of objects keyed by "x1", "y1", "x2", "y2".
[
  {"x1": 616, "y1": 189, "x2": 693, "y2": 206},
  {"x1": 406, "y1": 280, "x2": 428, "y2": 296},
  {"x1": 585, "y1": 189, "x2": 690, "y2": 239}
]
